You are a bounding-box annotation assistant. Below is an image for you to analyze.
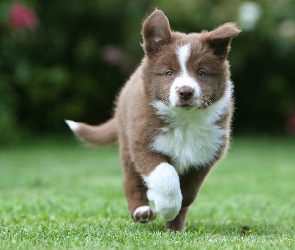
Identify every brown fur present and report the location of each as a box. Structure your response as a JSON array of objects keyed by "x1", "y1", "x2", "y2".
[{"x1": 67, "y1": 9, "x2": 240, "y2": 232}]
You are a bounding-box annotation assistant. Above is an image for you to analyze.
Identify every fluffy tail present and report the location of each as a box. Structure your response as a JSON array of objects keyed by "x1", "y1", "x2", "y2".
[{"x1": 65, "y1": 118, "x2": 118, "y2": 146}]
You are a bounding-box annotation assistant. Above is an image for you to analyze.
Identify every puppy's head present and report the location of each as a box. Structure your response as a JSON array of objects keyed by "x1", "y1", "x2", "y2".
[{"x1": 142, "y1": 9, "x2": 241, "y2": 110}]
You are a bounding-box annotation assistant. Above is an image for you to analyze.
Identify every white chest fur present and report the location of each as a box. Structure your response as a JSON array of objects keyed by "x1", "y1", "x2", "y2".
[{"x1": 151, "y1": 83, "x2": 232, "y2": 174}]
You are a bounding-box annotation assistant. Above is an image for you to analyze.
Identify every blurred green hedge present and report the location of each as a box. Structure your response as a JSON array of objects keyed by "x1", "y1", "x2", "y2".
[{"x1": 1, "y1": 0, "x2": 295, "y2": 143}]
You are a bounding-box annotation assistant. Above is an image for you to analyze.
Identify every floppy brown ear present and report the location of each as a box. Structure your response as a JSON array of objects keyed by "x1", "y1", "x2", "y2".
[
  {"x1": 203, "y1": 23, "x2": 241, "y2": 59},
  {"x1": 142, "y1": 9, "x2": 172, "y2": 55}
]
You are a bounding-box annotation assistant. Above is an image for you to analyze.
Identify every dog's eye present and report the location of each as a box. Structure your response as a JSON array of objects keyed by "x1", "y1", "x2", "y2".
[
  {"x1": 165, "y1": 71, "x2": 174, "y2": 77},
  {"x1": 197, "y1": 71, "x2": 206, "y2": 77}
]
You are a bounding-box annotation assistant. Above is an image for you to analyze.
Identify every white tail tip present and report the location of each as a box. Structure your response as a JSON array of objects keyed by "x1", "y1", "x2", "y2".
[{"x1": 65, "y1": 120, "x2": 80, "y2": 131}]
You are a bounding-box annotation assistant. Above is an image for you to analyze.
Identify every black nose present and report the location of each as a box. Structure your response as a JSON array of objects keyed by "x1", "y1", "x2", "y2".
[{"x1": 178, "y1": 86, "x2": 194, "y2": 101}]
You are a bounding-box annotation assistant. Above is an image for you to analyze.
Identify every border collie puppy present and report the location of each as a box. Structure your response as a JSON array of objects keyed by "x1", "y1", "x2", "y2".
[{"x1": 66, "y1": 9, "x2": 240, "y2": 232}]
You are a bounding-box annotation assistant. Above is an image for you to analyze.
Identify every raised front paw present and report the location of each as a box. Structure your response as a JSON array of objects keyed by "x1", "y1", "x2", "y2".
[
  {"x1": 148, "y1": 188, "x2": 182, "y2": 221},
  {"x1": 144, "y1": 163, "x2": 182, "y2": 221},
  {"x1": 133, "y1": 206, "x2": 156, "y2": 223}
]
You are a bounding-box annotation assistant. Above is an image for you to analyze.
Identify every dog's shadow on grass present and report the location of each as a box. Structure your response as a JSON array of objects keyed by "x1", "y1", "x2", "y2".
[
  {"x1": 129, "y1": 220, "x2": 289, "y2": 237},
  {"x1": 117, "y1": 214, "x2": 291, "y2": 237},
  {"x1": 185, "y1": 221, "x2": 290, "y2": 236}
]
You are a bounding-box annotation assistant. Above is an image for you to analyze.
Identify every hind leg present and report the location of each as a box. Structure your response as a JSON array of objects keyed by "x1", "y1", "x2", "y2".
[
  {"x1": 120, "y1": 140, "x2": 156, "y2": 223},
  {"x1": 166, "y1": 167, "x2": 211, "y2": 231}
]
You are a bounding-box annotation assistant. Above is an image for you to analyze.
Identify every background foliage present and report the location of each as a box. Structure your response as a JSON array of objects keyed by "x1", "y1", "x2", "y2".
[{"x1": 1, "y1": 0, "x2": 295, "y2": 143}]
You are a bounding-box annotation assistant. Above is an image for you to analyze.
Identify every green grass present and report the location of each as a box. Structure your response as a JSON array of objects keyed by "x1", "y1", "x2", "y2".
[{"x1": 0, "y1": 136, "x2": 295, "y2": 249}]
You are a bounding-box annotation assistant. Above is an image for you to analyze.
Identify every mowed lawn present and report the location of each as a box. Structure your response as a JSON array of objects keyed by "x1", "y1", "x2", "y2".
[{"x1": 0, "y1": 136, "x2": 295, "y2": 249}]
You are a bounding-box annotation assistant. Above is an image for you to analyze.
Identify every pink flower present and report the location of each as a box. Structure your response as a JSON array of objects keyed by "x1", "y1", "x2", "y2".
[
  {"x1": 102, "y1": 45, "x2": 123, "y2": 66},
  {"x1": 286, "y1": 108, "x2": 295, "y2": 136},
  {"x1": 8, "y1": 2, "x2": 39, "y2": 29}
]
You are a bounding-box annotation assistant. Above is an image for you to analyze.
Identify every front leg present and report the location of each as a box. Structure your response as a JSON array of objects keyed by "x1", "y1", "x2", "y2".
[
  {"x1": 166, "y1": 207, "x2": 189, "y2": 232},
  {"x1": 143, "y1": 162, "x2": 182, "y2": 221},
  {"x1": 124, "y1": 105, "x2": 182, "y2": 221}
]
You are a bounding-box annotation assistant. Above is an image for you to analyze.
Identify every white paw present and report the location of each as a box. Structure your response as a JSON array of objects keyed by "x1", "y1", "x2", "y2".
[
  {"x1": 133, "y1": 206, "x2": 156, "y2": 223},
  {"x1": 147, "y1": 187, "x2": 182, "y2": 221},
  {"x1": 144, "y1": 163, "x2": 182, "y2": 221}
]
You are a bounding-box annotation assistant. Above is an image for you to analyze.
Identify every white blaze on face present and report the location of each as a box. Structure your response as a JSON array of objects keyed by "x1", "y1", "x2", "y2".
[{"x1": 169, "y1": 43, "x2": 201, "y2": 107}]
